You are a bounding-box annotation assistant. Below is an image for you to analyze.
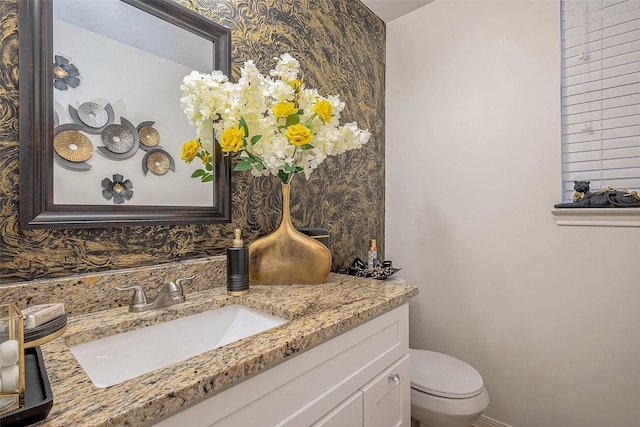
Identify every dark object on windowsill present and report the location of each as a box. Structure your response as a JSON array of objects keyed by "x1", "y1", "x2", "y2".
[
  {"x1": 0, "y1": 346, "x2": 53, "y2": 426},
  {"x1": 554, "y1": 181, "x2": 640, "y2": 208},
  {"x1": 346, "y1": 258, "x2": 401, "y2": 280}
]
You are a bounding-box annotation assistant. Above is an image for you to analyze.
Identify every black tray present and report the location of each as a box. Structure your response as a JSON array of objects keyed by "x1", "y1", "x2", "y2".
[
  {"x1": 0, "y1": 346, "x2": 53, "y2": 426},
  {"x1": 25, "y1": 314, "x2": 67, "y2": 344}
]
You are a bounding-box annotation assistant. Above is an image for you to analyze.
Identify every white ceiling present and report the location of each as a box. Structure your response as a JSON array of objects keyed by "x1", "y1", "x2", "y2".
[{"x1": 360, "y1": 0, "x2": 433, "y2": 23}]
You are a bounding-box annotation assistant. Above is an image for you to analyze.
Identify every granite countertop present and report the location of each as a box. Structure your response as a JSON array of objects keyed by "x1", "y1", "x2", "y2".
[{"x1": 34, "y1": 273, "x2": 417, "y2": 427}]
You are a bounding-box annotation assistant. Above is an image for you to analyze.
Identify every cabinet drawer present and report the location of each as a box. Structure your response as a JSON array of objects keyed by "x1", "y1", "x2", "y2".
[
  {"x1": 311, "y1": 392, "x2": 363, "y2": 427},
  {"x1": 361, "y1": 354, "x2": 411, "y2": 427}
]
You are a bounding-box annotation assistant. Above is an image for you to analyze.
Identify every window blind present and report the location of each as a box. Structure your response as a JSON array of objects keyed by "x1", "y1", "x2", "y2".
[{"x1": 560, "y1": 0, "x2": 640, "y2": 203}]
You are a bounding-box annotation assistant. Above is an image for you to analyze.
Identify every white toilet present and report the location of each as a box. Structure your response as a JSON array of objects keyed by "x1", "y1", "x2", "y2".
[{"x1": 409, "y1": 349, "x2": 490, "y2": 427}]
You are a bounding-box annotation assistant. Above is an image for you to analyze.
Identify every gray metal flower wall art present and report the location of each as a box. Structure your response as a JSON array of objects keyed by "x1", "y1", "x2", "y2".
[
  {"x1": 101, "y1": 174, "x2": 133, "y2": 204},
  {"x1": 53, "y1": 55, "x2": 80, "y2": 90}
]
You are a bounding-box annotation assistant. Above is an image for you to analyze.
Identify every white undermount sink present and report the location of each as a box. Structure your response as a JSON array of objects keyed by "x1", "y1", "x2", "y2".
[{"x1": 69, "y1": 305, "x2": 288, "y2": 388}]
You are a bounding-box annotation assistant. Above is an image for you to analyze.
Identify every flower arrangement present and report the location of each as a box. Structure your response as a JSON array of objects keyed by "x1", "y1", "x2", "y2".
[{"x1": 180, "y1": 54, "x2": 371, "y2": 184}]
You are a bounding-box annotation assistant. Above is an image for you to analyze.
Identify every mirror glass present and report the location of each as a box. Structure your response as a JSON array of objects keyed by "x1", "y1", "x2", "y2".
[{"x1": 19, "y1": 0, "x2": 231, "y2": 228}]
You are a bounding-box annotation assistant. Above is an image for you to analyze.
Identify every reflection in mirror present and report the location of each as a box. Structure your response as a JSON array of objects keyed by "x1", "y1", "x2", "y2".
[{"x1": 19, "y1": 0, "x2": 231, "y2": 228}]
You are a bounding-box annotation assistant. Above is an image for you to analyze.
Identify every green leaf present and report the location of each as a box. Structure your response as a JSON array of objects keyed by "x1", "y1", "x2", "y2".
[
  {"x1": 300, "y1": 144, "x2": 314, "y2": 150},
  {"x1": 205, "y1": 163, "x2": 213, "y2": 171},
  {"x1": 239, "y1": 117, "x2": 249, "y2": 137},
  {"x1": 278, "y1": 171, "x2": 290, "y2": 183},
  {"x1": 234, "y1": 160, "x2": 254, "y2": 171},
  {"x1": 191, "y1": 169, "x2": 206, "y2": 178},
  {"x1": 251, "y1": 134, "x2": 262, "y2": 145},
  {"x1": 285, "y1": 113, "x2": 300, "y2": 127},
  {"x1": 201, "y1": 174, "x2": 214, "y2": 182}
]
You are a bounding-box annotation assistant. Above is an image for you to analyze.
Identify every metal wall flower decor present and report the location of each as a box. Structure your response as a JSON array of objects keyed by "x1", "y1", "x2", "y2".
[
  {"x1": 101, "y1": 174, "x2": 133, "y2": 204},
  {"x1": 53, "y1": 55, "x2": 80, "y2": 91}
]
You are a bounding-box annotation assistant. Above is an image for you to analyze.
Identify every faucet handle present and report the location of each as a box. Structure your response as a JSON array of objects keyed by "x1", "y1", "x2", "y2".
[
  {"x1": 172, "y1": 275, "x2": 196, "y2": 295},
  {"x1": 115, "y1": 285, "x2": 147, "y2": 305}
]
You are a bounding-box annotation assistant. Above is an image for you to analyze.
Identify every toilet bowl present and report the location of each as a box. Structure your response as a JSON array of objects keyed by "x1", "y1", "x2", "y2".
[{"x1": 410, "y1": 349, "x2": 489, "y2": 427}]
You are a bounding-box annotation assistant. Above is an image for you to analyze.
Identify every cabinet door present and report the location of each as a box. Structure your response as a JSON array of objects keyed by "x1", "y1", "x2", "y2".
[
  {"x1": 361, "y1": 355, "x2": 410, "y2": 427},
  {"x1": 311, "y1": 391, "x2": 363, "y2": 427}
]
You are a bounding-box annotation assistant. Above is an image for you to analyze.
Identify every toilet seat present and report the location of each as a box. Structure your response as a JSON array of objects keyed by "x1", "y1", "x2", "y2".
[{"x1": 410, "y1": 349, "x2": 484, "y2": 399}]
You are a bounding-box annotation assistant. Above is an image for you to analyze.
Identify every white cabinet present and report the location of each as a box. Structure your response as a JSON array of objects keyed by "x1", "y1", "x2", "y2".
[
  {"x1": 151, "y1": 304, "x2": 410, "y2": 427},
  {"x1": 311, "y1": 392, "x2": 363, "y2": 427},
  {"x1": 361, "y1": 355, "x2": 410, "y2": 427}
]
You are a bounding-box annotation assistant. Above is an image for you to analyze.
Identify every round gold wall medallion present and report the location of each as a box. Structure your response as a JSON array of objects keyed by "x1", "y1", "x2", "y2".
[
  {"x1": 139, "y1": 126, "x2": 160, "y2": 147},
  {"x1": 146, "y1": 151, "x2": 171, "y2": 175},
  {"x1": 53, "y1": 130, "x2": 93, "y2": 162}
]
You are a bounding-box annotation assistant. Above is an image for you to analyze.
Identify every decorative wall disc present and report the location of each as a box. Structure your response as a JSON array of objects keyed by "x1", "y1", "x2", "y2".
[
  {"x1": 139, "y1": 126, "x2": 160, "y2": 147},
  {"x1": 53, "y1": 130, "x2": 93, "y2": 162},
  {"x1": 141, "y1": 148, "x2": 175, "y2": 176},
  {"x1": 77, "y1": 102, "x2": 109, "y2": 128},
  {"x1": 101, "y1": 124, "x2": 135, "y2": 153},
  {"x1": 146, "y1": 151, "x2": 171, "y2": 175}
]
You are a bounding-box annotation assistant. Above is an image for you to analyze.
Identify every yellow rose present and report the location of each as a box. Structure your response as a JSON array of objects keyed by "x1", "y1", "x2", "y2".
[
  {"x1": 313, "y1": 99, "x2": 332, "y2": 123},
  {"x1": 201, "y1": 152, "x2": 212, "y2": 166},
  {"x1": 181, "y1": 139, "x2": 200, "y2": 163},
  {"x1": 285, "y1": 124, "x2": 312, "y2": 147},
  {"x1": 273, "y1": 101, "x2": 297, "y2": 118},
  {"x1": 291, "y1": 80, "x2": 301, "y2": 92},
  {"x1": 219, "y1": 126, "x2": 245, "y2": 153}
]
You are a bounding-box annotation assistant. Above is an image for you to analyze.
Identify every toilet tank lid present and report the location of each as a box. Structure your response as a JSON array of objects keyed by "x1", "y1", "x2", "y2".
[{"x1": 410, "y1": 349, "x2": 484, "y2": 399}]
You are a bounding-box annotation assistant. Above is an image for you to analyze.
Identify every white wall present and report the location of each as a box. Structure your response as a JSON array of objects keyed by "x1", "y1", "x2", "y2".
[{"x1": 385, "y1": 1, "x2": 640, "y2": 426}]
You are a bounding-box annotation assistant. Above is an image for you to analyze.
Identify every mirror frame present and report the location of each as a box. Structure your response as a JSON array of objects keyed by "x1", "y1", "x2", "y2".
[{"x1": 18, "y1": 0, "x2": 232, "y2": 229}]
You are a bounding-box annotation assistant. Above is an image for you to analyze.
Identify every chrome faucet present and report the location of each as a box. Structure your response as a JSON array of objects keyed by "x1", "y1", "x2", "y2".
[{"x1": 116, "y1": 275, "x2": 195, "y2": 313}]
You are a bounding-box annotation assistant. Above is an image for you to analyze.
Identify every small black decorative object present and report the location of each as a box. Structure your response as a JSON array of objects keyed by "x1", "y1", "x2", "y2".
[
  {"x1": 346, "y1": 258, "x2": 401, "y2": 280},
  {"x1": 101, "y1": 174, "x2": 133, "y2": 204},
  {"x1": 53, "y1": 55, "x2": 80, "y2": 90},
  {"x1": 554, "y1": 181, "x2": 640, "y2": 208}
]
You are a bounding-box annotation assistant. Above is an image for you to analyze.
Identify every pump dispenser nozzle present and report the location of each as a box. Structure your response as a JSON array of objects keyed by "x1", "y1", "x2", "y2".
[{"x1": 233, "y1": 229, "x2": 244, "y2": 247}]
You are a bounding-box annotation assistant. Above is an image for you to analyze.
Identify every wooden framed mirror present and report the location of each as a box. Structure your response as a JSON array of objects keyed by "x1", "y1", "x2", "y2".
[{"x1": 19, "y1": 0, "x2": 232, "y2": 229}]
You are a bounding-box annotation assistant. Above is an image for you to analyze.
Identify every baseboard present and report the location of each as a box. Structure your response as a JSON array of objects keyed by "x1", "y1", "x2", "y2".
[{"x1": 473, "y1": 414, "x2": 514, "y2": 427}]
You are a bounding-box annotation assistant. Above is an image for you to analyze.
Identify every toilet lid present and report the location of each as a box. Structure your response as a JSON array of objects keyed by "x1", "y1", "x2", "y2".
[{"x1": 410, "y1": 349, "x2": 484, "y2": 399}]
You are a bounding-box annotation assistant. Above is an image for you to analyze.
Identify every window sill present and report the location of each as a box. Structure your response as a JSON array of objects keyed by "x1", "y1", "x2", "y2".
[{"x1": 551, "y1": 208, "x2": 640, "y2": 227}]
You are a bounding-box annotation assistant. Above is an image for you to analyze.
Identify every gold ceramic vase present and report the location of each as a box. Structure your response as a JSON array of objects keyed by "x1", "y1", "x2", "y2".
[{"x1": 248, "y1": 182, "x2": 331, "y2": 284}]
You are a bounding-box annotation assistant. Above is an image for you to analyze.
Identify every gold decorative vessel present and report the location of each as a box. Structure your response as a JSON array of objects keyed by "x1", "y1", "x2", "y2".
[{"x1": 249, "y1": 183, "x2": 331, "y2": 284}]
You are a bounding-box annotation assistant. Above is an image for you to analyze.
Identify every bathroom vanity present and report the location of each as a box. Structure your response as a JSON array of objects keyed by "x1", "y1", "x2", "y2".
[{"x1": 28, "y1": 272, "x2": 417, "y2": 426}]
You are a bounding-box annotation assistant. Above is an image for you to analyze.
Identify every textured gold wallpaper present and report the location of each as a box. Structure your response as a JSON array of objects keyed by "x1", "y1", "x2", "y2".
[{"x1": 0, "y1": 0, "x2": 385, "y2": 284}]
